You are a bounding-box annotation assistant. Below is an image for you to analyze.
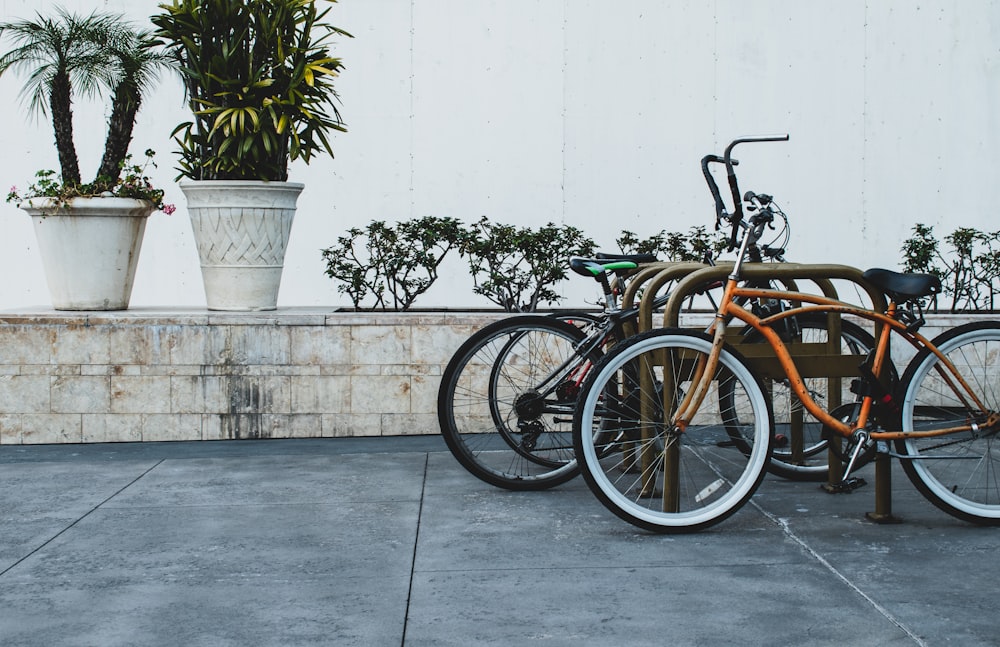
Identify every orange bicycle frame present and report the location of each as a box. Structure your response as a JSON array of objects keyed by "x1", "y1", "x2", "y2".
[{"x1": 672, "y1": 276, "x2": 994, "y2": 441}]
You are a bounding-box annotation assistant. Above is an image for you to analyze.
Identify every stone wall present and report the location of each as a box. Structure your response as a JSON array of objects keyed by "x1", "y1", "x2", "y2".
[
  {"x1": 0, "y1": 309, "x2": 508, "y2": 444},
  {"x1": 0, "y1": 308, "x2": 991, "y2": 445}
]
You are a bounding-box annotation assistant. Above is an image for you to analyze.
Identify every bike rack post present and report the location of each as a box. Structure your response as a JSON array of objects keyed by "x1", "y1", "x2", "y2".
[
  {"x1": 866, "y1": 454, "x2": 900, "y2": 523},
  {"x1": 623, "y1": 262, "x2": 730, "y2": 501},
  {"x1": 615, "y1": 261, "x2": 707, "y2": 480}
]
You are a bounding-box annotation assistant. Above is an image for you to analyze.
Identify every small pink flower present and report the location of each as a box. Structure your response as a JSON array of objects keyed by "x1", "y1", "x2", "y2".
[
  {"x1": 9, "y1": 185, "x2": 17, "y2": 193},
  {"x1": 162, "y1": 203, "x2": 176, "y2": 215}
]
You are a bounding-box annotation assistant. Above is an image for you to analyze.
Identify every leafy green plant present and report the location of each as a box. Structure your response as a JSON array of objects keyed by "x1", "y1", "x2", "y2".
[
  {"x1": 322, "y1": 219, "x2": 739, "y2": 312},
  {"x1": 617, "y1": 226, "x2": 727, "y2": 262},
  {"x1": 0, "y1": 9, "x2": 171, "y2": 206},
  {"x1": 322, "y1": 216, "x2": 465, "y2": 311},
  {"x1": 461, "y1": 217, "x2": 596, "y2": 312},
  {"x1": 943, "y1": 228, "x2": 1000, "y2": 311},
  {"x1": 901, "y1": 223, "x2": 1000, "y2": 311},
  {"x1": 901, "y1": 224, "x2": 942, "y2": 275},
  {"x1": 7, "y1": 150, "x2": 174, "y2": 213},
  {"x1": 151, "y1": 0, "x2": 351, "y2": 181}
]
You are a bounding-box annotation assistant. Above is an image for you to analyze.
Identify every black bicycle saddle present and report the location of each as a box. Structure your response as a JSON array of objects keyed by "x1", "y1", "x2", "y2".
[{"x1": 862, "y1": 267, "x2": 942, "y2": 303}]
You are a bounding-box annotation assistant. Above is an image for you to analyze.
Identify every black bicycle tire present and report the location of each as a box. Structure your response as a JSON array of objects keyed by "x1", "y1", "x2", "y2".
[
  {"x1": 437, "y1": 315, "x2": 603, "y2": 490},
  {"x1": 485, "y1": 314, "x2": 598, "y2": 468}
]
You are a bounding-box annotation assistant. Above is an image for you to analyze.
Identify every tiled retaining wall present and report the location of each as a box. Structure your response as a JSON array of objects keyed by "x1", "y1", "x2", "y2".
[
  {"x1": 0, "y1": 309, "x2": 991, "y2": 445},
  {"x1": 0, "y1": 309, "x2": 508, "y2": 444}
]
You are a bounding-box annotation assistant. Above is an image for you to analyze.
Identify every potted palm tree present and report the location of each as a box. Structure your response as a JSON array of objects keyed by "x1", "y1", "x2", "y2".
[
  {"x1": 151, "y1": 0, "x2": 350, "y2": 311},
  {"x1": 0, "y1": 9, "x2": 172, "y2": 310}
]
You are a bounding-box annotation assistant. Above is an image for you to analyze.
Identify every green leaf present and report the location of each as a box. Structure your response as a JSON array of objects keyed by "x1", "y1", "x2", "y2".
[{"x1": 150, "y1": 0, "x2": 351, "y2": 180}]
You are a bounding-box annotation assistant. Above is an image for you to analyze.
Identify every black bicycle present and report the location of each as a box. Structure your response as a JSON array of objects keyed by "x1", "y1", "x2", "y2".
[{"x1": 436, "y1": 252, "x2": 661, "y2": 490}]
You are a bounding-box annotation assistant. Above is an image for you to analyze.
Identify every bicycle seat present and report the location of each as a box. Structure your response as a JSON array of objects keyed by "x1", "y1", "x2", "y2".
[
  {"x1": 862, "y1": 268, "x2": 942, "y2": 303},
  {"x1": 570, "y1": 254, "x2": 657, "y2": 279},
  {"x1": 594, "y1": 252, "x2": 659, "y2": 264}
]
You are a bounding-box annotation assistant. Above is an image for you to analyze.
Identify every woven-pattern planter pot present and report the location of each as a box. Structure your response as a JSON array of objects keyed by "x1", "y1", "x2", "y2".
[{"x1": 181, "y1": 180, "x2": 304, "y2": 311}]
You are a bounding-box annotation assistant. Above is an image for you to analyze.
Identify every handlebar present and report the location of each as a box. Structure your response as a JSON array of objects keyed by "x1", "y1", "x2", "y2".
[
  {"x1": 700, "y1": 154, "x2": 737, "y2": 226},
  {"x1": 724, "y1": 134, "x2": 789, "y2": 249},
  {"x1": 703, "y1": 134, "x2": 789, "y2": 250}
]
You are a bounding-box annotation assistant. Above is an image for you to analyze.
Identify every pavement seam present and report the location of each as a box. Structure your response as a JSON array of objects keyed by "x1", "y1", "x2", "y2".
[
  {"x1": 0, "y1": 459, "x2": 164, "y2": 579},
  {"x1": 747, "y1": 497, "x2": 929, "y2": 647},
  {"x1": 400, "y1": 452, "x2": 429, "y2": 647}
]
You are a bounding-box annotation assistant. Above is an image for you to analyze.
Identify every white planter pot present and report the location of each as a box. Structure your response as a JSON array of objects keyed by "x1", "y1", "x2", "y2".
[
  {"x1": 180, "y1": 180, "x2": 303, "y2": 311},
  {"x1": 20, "y1": 196, "x2": 154, "y2": 310}
]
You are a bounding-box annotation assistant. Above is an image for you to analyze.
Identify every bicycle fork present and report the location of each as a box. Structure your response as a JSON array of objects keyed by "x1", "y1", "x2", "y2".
[{"x1": 671, "y1": 318, "x2": 728, "y2": 432}]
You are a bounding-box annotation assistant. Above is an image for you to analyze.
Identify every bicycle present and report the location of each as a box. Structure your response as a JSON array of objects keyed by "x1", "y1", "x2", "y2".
[
  {"x1": 436, "y1": 252, "x2": 663, "y2": 490},
  {"x1": 572, "y1": 134, "x2": 1000, "y2": 532},
  {"x1": 438, "y1": 148, "x2": 876, "y2": 490}
]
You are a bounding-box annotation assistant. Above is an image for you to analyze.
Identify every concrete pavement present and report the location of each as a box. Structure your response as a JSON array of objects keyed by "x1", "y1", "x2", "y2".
[{"x1": 1, "y1": 435, "x2": 997, "y2": 646}]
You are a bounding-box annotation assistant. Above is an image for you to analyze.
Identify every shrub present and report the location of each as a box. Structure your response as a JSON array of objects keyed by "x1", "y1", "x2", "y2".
[
  {"x1": 460, "y1": 217, "x2": 596, "y2": 312},
  {"x1": 617, "y1": 226, "x2": 727, "y2": 262},
  {"x1": 324, "y1": 218, "x2": 748, "y2": 311},
  {"x1": 321, "y1": 216, "x2": 464, "y2": 310},
  {"x1": 900, "y1": 223, "x2": 1000, "y2": 311}
]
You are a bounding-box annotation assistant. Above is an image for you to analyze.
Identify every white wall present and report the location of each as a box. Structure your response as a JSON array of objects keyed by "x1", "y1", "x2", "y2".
[{"x1": 0, "y1": 0, "x2": 997, "y2": 310}]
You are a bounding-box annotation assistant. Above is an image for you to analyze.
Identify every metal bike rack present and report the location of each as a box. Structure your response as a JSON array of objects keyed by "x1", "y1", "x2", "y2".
[
  {"x1": 619, "y1": 261, "x2": 706, "y2": 337},
  {"x1": 626, "y1": 261, "x2": 900, "y2": 522}
]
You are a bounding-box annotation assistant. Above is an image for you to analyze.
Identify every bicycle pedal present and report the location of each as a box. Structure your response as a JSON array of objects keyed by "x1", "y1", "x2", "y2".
[{"x1": 826, "y1": 476, "x2": 867, "y2": 494}]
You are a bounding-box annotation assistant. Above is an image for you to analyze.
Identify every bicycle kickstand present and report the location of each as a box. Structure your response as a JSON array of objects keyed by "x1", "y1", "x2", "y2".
[{"x1": 829, "y1": 430, "x2": 870, "y2": 494}]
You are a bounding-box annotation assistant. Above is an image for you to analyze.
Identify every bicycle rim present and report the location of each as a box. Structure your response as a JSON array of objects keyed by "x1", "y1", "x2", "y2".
[
  {"x1": 574, "y1": 329, "x2": 772, "y2": 532},
  {"x1": 898, "y1": 321, "x2": 1000, "y2": 524}
]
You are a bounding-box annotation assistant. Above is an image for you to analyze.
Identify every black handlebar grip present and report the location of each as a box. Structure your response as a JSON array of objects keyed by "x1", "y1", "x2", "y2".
[
  {"x1": 727, "y1": 172, "x2": 742, "y2": 248},
  {"x1": 701, "y1": 155, "x2": 740, "y2": 225},
  {"x1": 701, "y1": 155, "x2": 726, "y2": 221}
]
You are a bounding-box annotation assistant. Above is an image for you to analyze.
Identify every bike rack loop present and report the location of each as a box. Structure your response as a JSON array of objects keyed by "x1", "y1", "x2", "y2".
[
  {"x1": 612, "y1": 262, "x2": 706, "y2": 482},
  {"x1": 619, "y1": 262, "x2": 705, "y2": 338},
  {"x1": 631, "y1": 262, "x2": 899, "y2": 523}
]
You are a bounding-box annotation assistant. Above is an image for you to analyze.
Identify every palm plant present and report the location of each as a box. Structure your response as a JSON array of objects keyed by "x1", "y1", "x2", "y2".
[
  {"x1": 0, "y1": 8, "x2": 169, "y2": 190},
  {"x1": 97, "y1": 28, "x2": 173, "y2": 184}
]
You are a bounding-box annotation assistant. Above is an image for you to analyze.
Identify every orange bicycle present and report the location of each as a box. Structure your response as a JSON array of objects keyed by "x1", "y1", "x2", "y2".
[{"x1": 572, "y1": 134, "x2": 1000, "y2": 532}]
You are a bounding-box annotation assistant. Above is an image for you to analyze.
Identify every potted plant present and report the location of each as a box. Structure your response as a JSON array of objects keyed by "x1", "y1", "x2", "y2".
[
  {"x1": 0, "y1": 9, "x2": 172, "y2": 310},
  {"x1": 151, "y1": 0, "x2": 350, "y2": 311}
]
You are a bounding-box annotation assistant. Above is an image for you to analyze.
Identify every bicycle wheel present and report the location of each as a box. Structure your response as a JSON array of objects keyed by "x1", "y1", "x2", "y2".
[
  {"x1": 437, "y1": 315, "x2": 603, "y2": 490},
  {"x1": 573, "y1": 328, "x2": 773, "y2": 533},
  {"x1": 727, "y1": 314, "x2": 877, "y2": 481},
  {"x1": 897, "y1": 321, "x2": 1000, "y2": 524}
]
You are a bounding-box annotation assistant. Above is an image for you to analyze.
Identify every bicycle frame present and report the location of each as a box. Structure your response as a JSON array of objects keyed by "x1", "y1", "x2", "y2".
[
  {"x1": 674, "y1": 132, "x2": 997, "y2": 444},
  {"x1": 673, "y1": 276, "x2": 999, "y2": 443}
]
